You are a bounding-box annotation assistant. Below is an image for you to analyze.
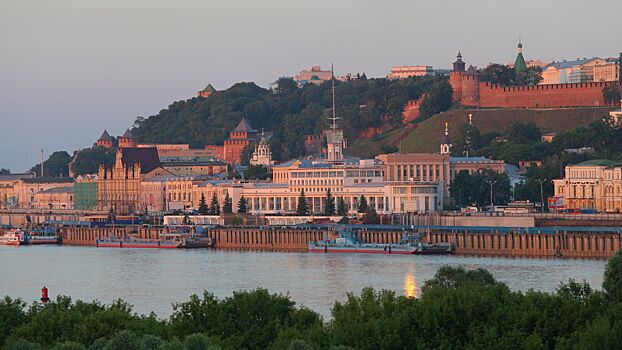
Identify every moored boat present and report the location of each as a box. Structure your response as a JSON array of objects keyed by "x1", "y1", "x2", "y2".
[
  {"x1": 0, "y1": 229, "x2": 26, "y2": 246},
  {"x1": 96, "y1": 236, "x2": 181, "y2": 249}
]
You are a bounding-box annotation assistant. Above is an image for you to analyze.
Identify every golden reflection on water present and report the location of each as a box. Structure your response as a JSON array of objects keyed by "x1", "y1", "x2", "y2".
[{"x1": 403, "y1": 265, "x2": 418, "y2": 298}]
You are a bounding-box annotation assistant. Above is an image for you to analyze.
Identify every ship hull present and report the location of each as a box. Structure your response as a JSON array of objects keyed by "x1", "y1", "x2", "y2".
[
  {"x1": 96, "y1": 240, "x2": 181, "y2": 249},
  {"x1": 308, "y1": 245, "x2": 416, "y2": 255},
  {"x1": 27, "y1": 237, "x2": 59, "y2": 245}
]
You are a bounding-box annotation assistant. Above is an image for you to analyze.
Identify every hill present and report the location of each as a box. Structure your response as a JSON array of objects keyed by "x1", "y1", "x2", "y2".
[{"x1": 347, "y1": 107, "x2": 615, "y2": 157}]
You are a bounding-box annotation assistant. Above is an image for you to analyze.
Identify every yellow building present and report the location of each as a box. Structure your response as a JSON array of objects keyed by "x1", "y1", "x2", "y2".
[
  {"x1": 98, "y1": 147, "x2": 163, "y2": 214},
  {"x1": 553, "y1": 160, "x2": 622, "y2": 212}
]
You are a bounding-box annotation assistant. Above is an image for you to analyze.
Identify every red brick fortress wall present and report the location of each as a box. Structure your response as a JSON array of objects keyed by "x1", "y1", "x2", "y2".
[{"x1": 476, "y1": 81, "x2": 620, "y2": 108}]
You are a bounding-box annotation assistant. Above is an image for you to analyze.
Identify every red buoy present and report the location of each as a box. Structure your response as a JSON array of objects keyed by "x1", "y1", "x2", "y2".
[{"x1": 41, "y1": 286, "x2": 50, "y2": 304}]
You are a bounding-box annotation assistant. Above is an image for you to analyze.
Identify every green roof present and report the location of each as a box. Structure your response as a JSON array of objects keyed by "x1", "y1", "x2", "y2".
[
  {"x1": 514, "y1": 52, "x2": 527, "y2": 73},
  {"x1": 574, "y1": 159, "x2": 619, "y2": 167}
]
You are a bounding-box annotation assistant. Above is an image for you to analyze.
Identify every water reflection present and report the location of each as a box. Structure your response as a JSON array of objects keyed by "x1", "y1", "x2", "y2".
[{"x1": 403, "y1": 264, "x2": 418, "y2": 298}]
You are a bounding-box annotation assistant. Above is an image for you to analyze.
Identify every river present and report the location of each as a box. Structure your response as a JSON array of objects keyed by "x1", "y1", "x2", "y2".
[{"x1": 0, "y1": 245, "x2": 607, "y2": 319}]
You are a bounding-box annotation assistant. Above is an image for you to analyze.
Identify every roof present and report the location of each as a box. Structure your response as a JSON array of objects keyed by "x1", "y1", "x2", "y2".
[
  {"x1": 197, "y1": 179, "x2": 234, "y2": 188},
  {"x1": 98, "y1": 130, "x2": 113, "y2": 141},
  {"x1": 545, "y1": 58, "x2": 600, "y2": 70},
  {"x1": 0, "y1": 173, "x2": 35, "y2": 182},
  {"x1": 573, "y1": 159, "x2": 620, "y2": 167},
  {"x1": 122, "y1": 128, "x2": 135, "y2": 139},
  {"x1": 450, "y1": 156, "x2": 500, "y2": 164},
  {"x1": 121, "y1": 147, "x2": 161, "y2": 173},
  {"x1": 23, "y1": 177, "x2": 74, "y2": 184},
  {"x1": 514, "y1": 52, "x2": 527, "y2": 73},
  {"x1": 233, "y1": 118, "x2": 257, "y2": 133},
  {"x1": 203, "y1": 84, "x2": 216, "y2": 92},
  {"x1": 39, "y1": 186, "x2": 74, "y2": 194},
  {"x1": 466, "y1": 65, "x2": 479, "y2": 76}
]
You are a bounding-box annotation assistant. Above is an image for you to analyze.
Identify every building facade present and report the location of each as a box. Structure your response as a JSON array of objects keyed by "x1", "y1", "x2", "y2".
[
  {"x1": 387, "y1": 65, "x2": 434, "y2": 79},
  {"x1": 553, "y1": 160, "x2": 622, "y2": 212}
]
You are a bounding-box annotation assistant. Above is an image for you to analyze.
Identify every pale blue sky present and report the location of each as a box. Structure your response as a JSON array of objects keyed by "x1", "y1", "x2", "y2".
[{"x1": 1, "y1": 0, "x2": 619, "y2": 171}]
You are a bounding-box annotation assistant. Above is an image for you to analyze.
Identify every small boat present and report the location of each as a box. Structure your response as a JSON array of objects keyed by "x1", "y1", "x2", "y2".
[
  {"x1": 0, "y1": 229, "x2": 26, "y2": 246},
  {"x1": 96, "y1": 236, "x2": 181, "y2": 249},
  {"x1": 413, "y1": 242, "x2": 452, "y2": 255}
]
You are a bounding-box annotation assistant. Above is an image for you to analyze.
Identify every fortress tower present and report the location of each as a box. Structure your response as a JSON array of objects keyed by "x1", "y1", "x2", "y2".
[
  {"x1": 461, "y1": 65, "x2": 481, "y2": 107},
  {"x1": 96, "y1": 130, "x2": 113, "y2": 148},
  {"x1": 118, "y1": 129, "x2": 138, "y2": 149},
  {"x1": 449, "y1": 52, "x2": 466, "y2": 103}
]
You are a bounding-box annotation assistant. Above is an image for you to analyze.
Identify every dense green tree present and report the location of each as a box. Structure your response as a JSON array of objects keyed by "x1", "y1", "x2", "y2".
[
  {"x1": 296, "y1": 190, "x2": 309, "y2": 216},
  {"x1": 506, "y1": 122, "x2": 542, "y2": 144},
  {"x1": 222, "y1": 192, "x2": 233, "y2": 214},
  {"x1": 336, "y1": 198, "x2": 348, "y2": 217},
  {"x1": 243, "y1": 165, "x2": 271, "y2": 180},
  {"x1": 131, "y1": 76, "x2": 440, "y2": 159},
  {"x1": 0, "y1": 168, "x2": 10, "y2": 175},
  {"x1": 363, "y1": 206, "x2": 379, "y2": 224},
  {"x1": 209, "y1": 194, "x2": 220, "y2": 215},
  {"x1": 323, "y1": 190, "x2": 335, "y2": 216},
  {"x1": 237, "y1": 196, "x2": 248, "y2": 213},
  {"x1": 30, "y1": 151, "x2": 72, "y2": 177},
  {"x1": 357, "y1": 196, "x2": 368, "y2": 213},
  {"x1": 603, "y1": 250, "x2": 622, "y2": 302},
  {"x1": 602, "y1": 86, "x2": 621, "y2": 106},
  {"x1": 480, "y1": 63, "x2": 515, "y2": 85},
  {"x1": 449, "y1": 170, "x2": 511, "y2": 207},
  {"x1": 418, "y1": 79, "x2": 453, "y2": 120},
  {"x1": 71, "y1": 147, "x2": 116, "y2": 176},
  {"x1": 198, "y1": 194, "x2": 208, "y2": 215}
]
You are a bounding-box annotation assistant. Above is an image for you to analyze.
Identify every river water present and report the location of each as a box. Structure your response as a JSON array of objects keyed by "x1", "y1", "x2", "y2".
[{"x1": 0, "y1": 245, "x2": 607, "y2": 319}]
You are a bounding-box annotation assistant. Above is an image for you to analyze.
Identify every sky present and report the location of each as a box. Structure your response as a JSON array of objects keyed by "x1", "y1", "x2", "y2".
[{"x1": 1, "y1": 0, "x2": 620, "y2": 172}]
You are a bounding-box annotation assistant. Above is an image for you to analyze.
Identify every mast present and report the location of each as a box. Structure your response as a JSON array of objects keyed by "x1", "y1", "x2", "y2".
[{"x1": 331, "y1": 63, "x2": 338, "y2": 132}]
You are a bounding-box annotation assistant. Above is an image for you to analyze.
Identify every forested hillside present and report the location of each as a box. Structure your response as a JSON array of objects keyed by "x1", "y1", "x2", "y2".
[{"x1": 131, "y1": 76, "x2": 451, "y2": 160}]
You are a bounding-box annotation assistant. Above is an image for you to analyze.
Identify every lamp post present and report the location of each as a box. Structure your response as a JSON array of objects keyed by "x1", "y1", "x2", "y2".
[
  {"x1": 485, "y1": 180, "x2": 497, "y2": 209},
  {"x1": 536, "y1": 179, "x2": 547, "y2": 212}
]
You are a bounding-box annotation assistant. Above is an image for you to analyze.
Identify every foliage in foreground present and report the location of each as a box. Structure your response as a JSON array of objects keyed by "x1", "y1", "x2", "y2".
[{"x1": 3, "y1": 251, "x2": 622, "y2": 350}]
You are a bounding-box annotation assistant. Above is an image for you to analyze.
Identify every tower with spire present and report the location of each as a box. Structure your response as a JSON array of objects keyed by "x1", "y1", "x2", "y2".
[
  {"x1": 250, "y1": 130, "x2": 274, "y2": 167},
  {"x1": 463, "y1": 113, "x2": 475, "y2": 157},
  {"x1": 440, "y1": 122, "x2": 452, "y2": 155},
  {"x1": 118, "y1": 128, "x2": 137, "y2": 149},
  {"x1": 514, "y1": 39, "x2": 527, "y2": 74},
  {"x1": 325, "y1": 64, "x2": 346, "y2": 162}
]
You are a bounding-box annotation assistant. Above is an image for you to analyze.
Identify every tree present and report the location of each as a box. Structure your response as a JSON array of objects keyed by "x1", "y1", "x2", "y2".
[
  {"x1": 30, "y1": 151, "x2": 72, "y2": 177},
  {"x1": 449, "y1": 170, "x2": 511, "y2": 207},
  {"x1": 296, "y1": 190, "x2": 309, "y2": 215},
  {"x1": 357, "y1": 196, "x2": 368, "y2": 213},
  {"x1": 222, "y1": 192, "x2": 233, "y2": 214},
  {"x1": 227, "y1": 165, "x2": 241, "y2": 180},
  {"x1": 0, "y1": 168, "x2": 10, "y2": 175},
  {"x1": 237, "y1": 196, "x2": 248, "y2": 213},
  {"x1": 323, "y1": 190, "x2": 335, "y2": 216},
  {"x1": 209, "y1": 194, "x2": 220, "y2": 215},
  {"x1": 363, "y1": 206, "x2": 379, "y2": 224},
  {"x1": 603, "y1": 250, "x2": 622, "y2": 302},
  {"x1": 603, "y1": 86, "x2": 621, "y2": 106},
  {"x1": 243, "y1": 165, "x2": 271, "y2": 180},
  {"x1": 198, "y1": 194, "x2": 208, "y2": 215},
  {"x1": 480, "y1": 63, "x2": 515, "y2": 85},
  {"x1": 418, "y1": 79, "x2": 453, "y2": 120},
  {"x1": 507, "y1": 122, "x2": 542, "y2": 144},
  {"x1": 337, "y1": 197, "x2": 348, "y2": 217}
]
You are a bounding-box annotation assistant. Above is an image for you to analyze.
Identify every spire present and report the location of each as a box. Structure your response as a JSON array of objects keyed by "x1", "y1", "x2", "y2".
[
  {"x1": 329, "y1": 63, "x2": 339, "y2": 132},
  {"x1": 514, "y1": 38, "x2": 527, "y2": 73},
  {"x1": 440, "y1": 122, "x2": 452, "y2": 155},
  {"x1": 233, "y1": 117, "x2": 256, "y2": 133}
]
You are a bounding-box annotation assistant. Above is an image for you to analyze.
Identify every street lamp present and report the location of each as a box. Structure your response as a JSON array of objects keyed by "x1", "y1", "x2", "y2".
[{"x1": 485, "y1": 180, "x2": 497, "y2": 209}]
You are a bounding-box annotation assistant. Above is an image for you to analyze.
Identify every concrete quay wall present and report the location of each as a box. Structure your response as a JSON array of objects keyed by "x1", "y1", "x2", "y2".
[
  {"x1": 60, "y1": 226, "x2": 166, "y2": 246},
  {"x1": 427, "y1": 231, "x2": 621, "y2": 259}
]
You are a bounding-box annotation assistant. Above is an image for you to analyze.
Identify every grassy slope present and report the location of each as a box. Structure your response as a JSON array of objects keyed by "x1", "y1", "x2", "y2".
[
  {"x1": 347, "y1": 107, "x2": 614, "y2": 157},
  {"x1": 346, "y1": 126, "x2": 407, "y2": 158}
]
